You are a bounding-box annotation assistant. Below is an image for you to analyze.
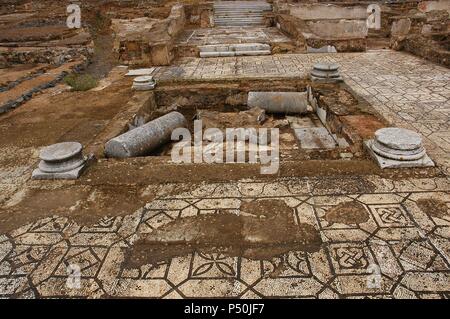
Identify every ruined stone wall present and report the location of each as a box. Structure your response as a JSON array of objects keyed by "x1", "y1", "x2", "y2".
[
  {"x1": 112, "y1": 4, "x2": 186, "y2": 66},
  {"x1": 274, "y1": 1, "x2": 369, "y2": 52},
  {"x1": 184, "y1": 2, "x2": 214, "y2": 28},
  {"x1": 389, "y1": 0, "x2": 449, "y2": 66}
]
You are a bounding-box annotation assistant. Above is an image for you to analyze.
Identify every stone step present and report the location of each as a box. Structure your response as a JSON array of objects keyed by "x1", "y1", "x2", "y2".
[
  {"x1": 214, "y1": 14, "x2": 264, "y2": 19},
  {"x1": 214, "y1": 5, "x2": 271, "y2": 9},
  {"x1": 215, "y1": 17, "x2": 265, "y2": 20},
  {"x1": 215, "y1": 21, "x2": 265, "y2": 25},
  {"x1": 199, "y1": 43, "x2": 271, "y2": 57},
  {"x1": 214, "y1": 8, "x2": 270, "y2": 11},
  {"x1": 199, "y1": 43, "x2": 270, "y2": 52},
  {"x1": 215, "y1": 18, "x2": 264, "y2": 22},
  {"x1": 200, "y1": 50, "x2": 271, "y2": 57},
  {"x1": 214, "y1": 22, "x2": 266, "y2": 26},
  {"x1": 215, "y1": 13, "x2": 264, "y2": 16}
]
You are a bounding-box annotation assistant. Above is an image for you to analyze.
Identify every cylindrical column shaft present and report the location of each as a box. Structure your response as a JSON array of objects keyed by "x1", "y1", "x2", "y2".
[{"x1": 105, "y1": 111, "x2": 188, "y2": 158}]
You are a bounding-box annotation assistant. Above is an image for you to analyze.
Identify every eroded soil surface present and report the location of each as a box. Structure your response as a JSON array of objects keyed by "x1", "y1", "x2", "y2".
[
  {"x1": 324, "y1": 201, "x2": 370, "y2": 225},
  {"x1": 125, "y1": 199, "x2": 322, "y2": 268},
  {"x1": 417, "y1": 198, "x2": 449, "y2": 219}
]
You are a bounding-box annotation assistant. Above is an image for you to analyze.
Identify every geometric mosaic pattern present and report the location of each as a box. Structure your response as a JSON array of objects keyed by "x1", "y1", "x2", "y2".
[{"x1": 1, "y1": 176, "x2": 449, "y2": 298}]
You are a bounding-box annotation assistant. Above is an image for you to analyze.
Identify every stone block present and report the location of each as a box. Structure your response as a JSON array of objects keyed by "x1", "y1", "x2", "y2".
[
  {"x1": 391, "y1": 18, "x2": 411, "y2": 37},
  {"x1": 32, "y1": 164, "x2": 87, "y2": 180},
  {"x1": 150, "y1": 44, "x2": 173, "y2": 66},
  {"x1": 418, "y1": 1, "x2": 450, "y2": 15},
  {"x1": 289, "y1": 4, "x2": 368, "y2": 20},
  {"x1": 294, "y1": 127, "x2": 337, "y2": 149},
  {"x1": 248, "y1": 91, "x2": 309, "y2": 114},
  {"x1": 305, "y1": 20, "x2": 368, "y2": 39},
  {"x1": 126, "y1": 68, "x2": 155, "y2": 76}
]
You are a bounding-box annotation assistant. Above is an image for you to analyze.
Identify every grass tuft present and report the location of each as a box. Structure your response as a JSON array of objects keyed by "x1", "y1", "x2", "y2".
[{"x1": 64, "y1": 73, "x2": 98, "y2": 91}]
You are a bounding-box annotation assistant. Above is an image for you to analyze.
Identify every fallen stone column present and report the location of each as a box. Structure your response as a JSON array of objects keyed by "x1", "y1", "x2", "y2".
[
  {"x1": 105, "y1": 111, "x2": 188, "y2": 158},
  {"x1": 247, "y1": 92, "x2": 309, "y2": 114}
]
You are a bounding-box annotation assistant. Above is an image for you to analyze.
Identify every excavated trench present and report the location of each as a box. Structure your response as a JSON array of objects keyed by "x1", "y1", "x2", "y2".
[{"x1": 103, "y1": 77, "x2": 382, "y2": 161}]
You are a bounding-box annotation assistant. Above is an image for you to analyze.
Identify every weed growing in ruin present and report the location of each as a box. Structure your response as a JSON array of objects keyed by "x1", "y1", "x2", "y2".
[{"x1": 64, "y1": 73, "x2": 98, "y2": 91}]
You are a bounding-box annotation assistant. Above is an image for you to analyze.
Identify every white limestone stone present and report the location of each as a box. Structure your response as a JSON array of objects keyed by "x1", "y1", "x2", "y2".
[
  {"x1": 375, "y1": 127, "x2": 422, "y2": 151},
  {"x1": 32, "y1": 142, "x2": 88, "y2": 180},
  {"x1": 294, "y1": 127, "x2": 337, "y2": 149},
  {"x1": 32, "y1": 164, "x2": 87, "y2": 180},
  {"x1": 39, "y1": 142, "x2": 82, "y2": 162},
  {"x1": 132, "y1": 76, "x2": 156, "y2": 91},
  {"x1": 307, "y1": 45, "x2": 337, "y2": 53},
  {"x1": 247, "y1": 91, "x2": 309, "y2": 114},
  {"x1": 126, "y1": 68, "x2": 155, "y2": 76},
  {"x1": 366, "y1": 128, "x2": 434, "y2": 168},
  {"x1": 311, "y1": 63, "x2": 343, "y2": 83},
  {"x1": 365, "y1": 140, "x2": 434, "y2": 169},
  {"x1": 199, "y1": 43, "x2": 271, "y2": 58},
  {"x1": 371, "y1": 140, "x2": 426, "y2": 161},
  {"x1": 313, "y1": 63, "x2": 340, "y2": 72}
]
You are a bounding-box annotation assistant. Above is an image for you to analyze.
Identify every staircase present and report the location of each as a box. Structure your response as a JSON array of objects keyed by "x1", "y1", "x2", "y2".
[
  {"x1": 214, "y1": 1, "x2": 272, "y2": 27},
  {"x1": 199, "y1": 43, "x2": 271, "y2": 57}
]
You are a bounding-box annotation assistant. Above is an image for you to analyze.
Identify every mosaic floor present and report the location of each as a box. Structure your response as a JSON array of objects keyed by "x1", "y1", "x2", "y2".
[
  {"x1": 1, "y1": 177, "x2": 449, "y2": 298},
  {"x1": 1, "y1": 50, "x2": 449, "y2": 298}
]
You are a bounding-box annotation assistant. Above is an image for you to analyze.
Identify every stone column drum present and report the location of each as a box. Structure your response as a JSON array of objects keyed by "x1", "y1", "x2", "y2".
[
  {"x1": 105, "y1": 111, "x2": 188, "y2": 158},
  {"x1": 132, "y1": 76, "x2": 156, "y2": 91},
  {"x1": 365, "y1": 127, "x2": 434, "y2": 168},
  {"x1": 32, "y1": 142, "x2": 88, "y2": 179},
  {"x1": 310, "y1": 63, "x2": 343, "y2": 83}
]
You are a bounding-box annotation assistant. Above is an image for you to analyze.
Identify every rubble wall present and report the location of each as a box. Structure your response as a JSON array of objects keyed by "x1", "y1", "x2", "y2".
[
  {"x1": 112, "y1": 4, "x2": 186, "y2": 66},
  {"x1": 275, "y1": 2, "x2": 368, "y2": 52}
]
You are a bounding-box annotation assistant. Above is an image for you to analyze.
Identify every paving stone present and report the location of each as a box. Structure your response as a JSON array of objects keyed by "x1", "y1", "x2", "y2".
[
  {"x1": 125, "y1": 68, "x2": 155, "y2": 76},
  {"x1": 294, "y1": 127, "x2": 337, "y2": 149}
]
